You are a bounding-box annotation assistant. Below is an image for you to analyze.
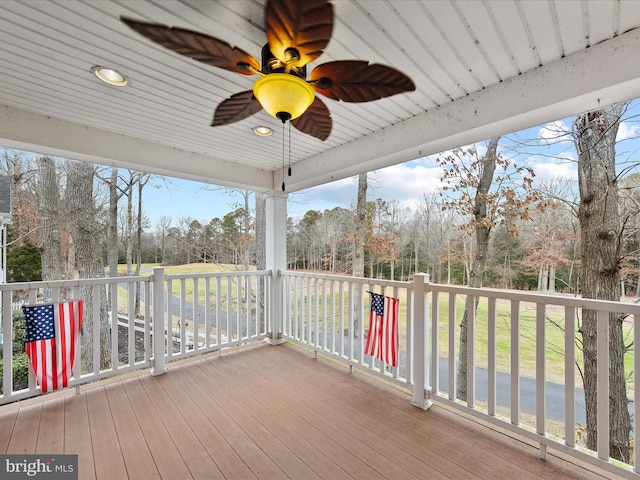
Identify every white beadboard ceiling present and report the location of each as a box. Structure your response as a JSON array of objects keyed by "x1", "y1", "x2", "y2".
[{"x1": 1, "y1": 0, "x2": 640, "y2": 193}]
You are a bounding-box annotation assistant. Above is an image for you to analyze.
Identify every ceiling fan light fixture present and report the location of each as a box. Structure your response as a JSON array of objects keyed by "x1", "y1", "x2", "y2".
[
  {"x1": 253, "y1": 73, "x2": 314, "y2": 121},
  {"x1": 92, "y1": 66, "x2": 128, "y2": 86},
  {"x1": 121, "y1": 0, "x2": 415, "y2": 141},
  {"x1": 252, "y1": 126, "x2": 273, "y2": 136}
]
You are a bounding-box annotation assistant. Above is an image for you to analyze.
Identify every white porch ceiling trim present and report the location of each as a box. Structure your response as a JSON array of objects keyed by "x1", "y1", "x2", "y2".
[{"x1": 0, "y1": 105, "x2": 273, "y2": 190}]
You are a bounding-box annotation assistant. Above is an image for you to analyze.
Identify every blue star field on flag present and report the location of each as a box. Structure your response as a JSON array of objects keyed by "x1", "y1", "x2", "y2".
[
  {"x1": 24, "y1": 305, "x2": 56, "y2": 342},
  {"x1": 370, "y1": 293, "x2": 385, "y2": 316}
]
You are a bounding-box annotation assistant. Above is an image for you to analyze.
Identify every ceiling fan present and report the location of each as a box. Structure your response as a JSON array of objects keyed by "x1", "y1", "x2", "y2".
[{"x1": 121, "y1": 0, "x2": 415, "y2": 142}]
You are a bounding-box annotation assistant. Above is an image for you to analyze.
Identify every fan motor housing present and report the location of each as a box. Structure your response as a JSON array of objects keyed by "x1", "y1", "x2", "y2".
[{"x1": 261, "y1": 44, "x2": 307, "y2": 78}]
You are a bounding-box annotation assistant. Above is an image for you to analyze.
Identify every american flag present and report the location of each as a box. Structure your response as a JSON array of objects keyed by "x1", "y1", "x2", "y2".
[
  {"x1": 23, "y1": 301, "x2": 83, "y2": 393},
  {"x1": 364, "y1": 292, "x2": 399, "y2": 367}
]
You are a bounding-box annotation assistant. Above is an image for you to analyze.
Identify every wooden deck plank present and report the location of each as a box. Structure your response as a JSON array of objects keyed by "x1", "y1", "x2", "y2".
[
  {"x1": 121, "y1": 377, "x2": 193, "y2": 480},
  {"x1": 0, "y1": 408, "x2": 17, "y2": 453},
  {"x1": 233, "y1": 344, "x2": 611, "y2": 480},
  {"x1": 183, "y1": 362, "x2": 323, "y2": 480},
  {"x1": 167, "y1": 360, "x2": 289, "y2": 480},
  {"x1": 218, "y1": 346, "x2": 472, "y2": 480},
  {"x1": 188, "y1": 358, "x2": 347, "y2": 480},
  {"x1": 202, "y1": 352, "x2": 444, "y2": 480},
  {"x1": 0, "y1": 342, "x2": 627, "y2": 480},
  {"x1": 104, "y1": 381, "x2": 161, "y2": 480},
  {"x1": 303, "y1": 351, "x2": 603, "y2": 480},
  {"x1": 63, "y1": 393, "x2": 96, "y2": 480},
  {"x1": 85, "y1": 387, "x2": 128, "y2": 479},
  {"x1": 294, "y1": 352, "x2": 586, "y2": 480},
  {"x1": 189, "y1": 358, "x2": 356, "y2": 480},
  {"x1": 277, "y1": 354, "x2": 527, "y2": 480},
  {"x1": 35, "y1": 396, "x2": 64, "y2": 454},
  {"x1": 326, "y1": 365, "x2": 556, "y2": 479},
  {"x1": 6, "y1": 402, "x2": 41, "y2": 454},
  {"x1": 137, "y1": 374, "x2": 224, "y2": 480},
  {"x1": 152, "y1": 366, "x2": 258, "y2": 479}
]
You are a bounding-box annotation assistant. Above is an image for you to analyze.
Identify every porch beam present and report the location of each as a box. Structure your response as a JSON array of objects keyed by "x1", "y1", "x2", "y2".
[
  {"x1": 283, "y1": 27, "x2": 640, "y2": 192},
  {"x1": 0, "y1": 105, "x2": 273, "y2": 192}
]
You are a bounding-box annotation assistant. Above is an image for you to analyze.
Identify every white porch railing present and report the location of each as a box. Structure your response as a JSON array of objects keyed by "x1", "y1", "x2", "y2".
[
  {"x1": 0, "y1": 267, "x2": 270, "y2": 405},
  {"x1": 281, "y1": 270, "x2": 417, "y2": 387},
  {"x1": 282, "y1": 270, "x2": 640, "y2": 479}
]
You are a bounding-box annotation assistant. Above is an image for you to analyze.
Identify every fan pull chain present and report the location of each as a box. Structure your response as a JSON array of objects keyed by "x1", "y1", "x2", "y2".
[
  {"x1": 288, "y1": 121, "x2": 292, "y2": 176},
  {"x1": 281, "y1": 121, "x2": 286, "y2": 191}
]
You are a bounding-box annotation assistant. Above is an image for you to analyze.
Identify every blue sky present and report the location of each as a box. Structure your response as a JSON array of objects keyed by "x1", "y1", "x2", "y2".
[{"x1": 119, "y1": 100, "x2": 640, "y2": 228}]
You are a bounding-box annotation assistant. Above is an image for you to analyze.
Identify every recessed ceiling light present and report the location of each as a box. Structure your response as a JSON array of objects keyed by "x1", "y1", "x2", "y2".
[
  {"x1": 91, "y1": 66, "x2": 128, "y2": 87},
  {"x1": 252, "y1": 126, "x2": 273, "y2": 137}
]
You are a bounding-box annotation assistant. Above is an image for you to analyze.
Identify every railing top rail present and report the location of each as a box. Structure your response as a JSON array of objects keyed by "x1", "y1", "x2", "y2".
[
  {"x1": 281, "y1": 270, "x2": 640, "y2": 315},
  {"x1": 165, "y1": 269, "x2": 271, "y2": 280},
  {"x1": 280, "y1": 270, "x2": 410, "y2": 289},
  {"x1": 0, "y1": 275, "x2": 152, "y2": 292},
  {"x1": 0, "y1": 270, "x2": 274, "y2": 293},
  {"x1": 430, "y1": 282, "x2": 640, "y2": 315}
]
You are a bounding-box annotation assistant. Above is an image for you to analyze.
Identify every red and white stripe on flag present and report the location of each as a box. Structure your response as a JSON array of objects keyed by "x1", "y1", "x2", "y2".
[
  {"x1": 364, "y1": 292, "x2": 399, "y2": 367},
  {"x1": 23, "y1": 301, "x2": 83, "y2": 393}
]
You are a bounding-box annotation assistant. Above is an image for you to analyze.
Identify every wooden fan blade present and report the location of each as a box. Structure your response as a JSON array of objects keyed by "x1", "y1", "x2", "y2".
[
  {"x1": 291, "y1": 97, "x2": 332, "y2": 141},
  {"x1": 265, "y1": 0, "x2": 333, "y2": 68},
  {"x1": 310, "y1": 60, "x2": 415, "y2": 102},
  {"x1": 121, "y1": 17, "x2": 260, "y2": 75},
  {"x1": 212, "y1": 91, "x2": 263, "y2": 126}
]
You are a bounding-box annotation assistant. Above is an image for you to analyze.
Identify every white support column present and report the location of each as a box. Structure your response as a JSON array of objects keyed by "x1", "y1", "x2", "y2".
[
  {"x1": 264, "y1": 190, "x2": 288, "y2": 345},
  {"x1": 0, "y1": 224, "x2": 6, "y2": 284},
  {"x1": 411, "y1": 273, "x2": 432, "y2": 410},
  {"x1": 151, "y1": 266, "x2": 167, "y2": 375}
]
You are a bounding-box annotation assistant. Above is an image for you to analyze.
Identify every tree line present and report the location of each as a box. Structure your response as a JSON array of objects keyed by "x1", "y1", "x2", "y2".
[{"x1": 6, "y1": 140, "x2": 638, "y2": 300}]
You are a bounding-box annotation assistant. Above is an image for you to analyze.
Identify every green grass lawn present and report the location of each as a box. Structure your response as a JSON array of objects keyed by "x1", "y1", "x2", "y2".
[
  {"x1": 116, "y1": 263, "x2": 257, "y2": 300},
  {"x1": 432, "y1": 294, "x2": 634, "y2": 390},
  {"x1": 115, "y1": 263, "x2": 263, "y2": 333}
]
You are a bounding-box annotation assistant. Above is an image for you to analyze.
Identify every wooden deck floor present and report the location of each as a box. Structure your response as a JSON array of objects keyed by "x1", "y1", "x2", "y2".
[{"x1": 0, "y1": 343, "x2": 623, "y2": 479}]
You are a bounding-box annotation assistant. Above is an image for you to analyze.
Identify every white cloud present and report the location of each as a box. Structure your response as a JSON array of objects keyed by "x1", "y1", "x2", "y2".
[
  {"x1": 530, "y1": 159, "x2": 577, "y2": 182},
  {"x1": 617, "y1": 121, "x2": 639, "y2": 141},
  {"x1": 369, "y1": 163, "x2": 442, "y2": 201},
  {"x1": 290, "y1": 161, "x2": 444, "y2": 218},
  {"x1": 538, "y1": 120, "x2": 570, "y2": 143}
]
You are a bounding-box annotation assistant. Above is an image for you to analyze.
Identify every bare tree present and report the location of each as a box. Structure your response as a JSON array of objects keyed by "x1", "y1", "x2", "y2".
[
  {"x1": 574, "y1": 103, "x2": 630, "y2": 462},
  {"x1": 414, "y1": 193, "x2": 458, "y2": 283},
  {"x1": 37, "y1": 156, "x2": 62, "y2": 281},
  {"x1": 2, "y1": 149, "x2": 39, "y2": 248},
  {"x1": 354, "y1": 174, "x2": 367, "y2": 277},
  {"x1": 133, "y1": 174, "x2": 151, "y2": 316},
  {"x1": 66, "y1": 160, "x2": 110, "y2": 370},
  {"x1": 155, "y1": 215, "x2": 172, "y2": 264},
  {"x1": 519, "y1": 195, "x2": 577, "y2": 292},
  {"x1": 103, "y1": 167, "x2": 125, "y2": 279},
  {"x1": 352, "y1": 173, "x2": 367, "y2": 334},
  {"x1": 453, "y1": 138, "x2": 499, "y2": 401},
  {"x1": 123, "y1": 171, "x2": 138, "y2": 275},
  {"x1": 255, "y1": 192, "x2": 266, "y2": 271},
  {"x1": 437, "y1": 137, "x2": 541, "y2": 401},
  {"x1": 525, "y1": 179, "x2": 579, "y2": 292}
]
